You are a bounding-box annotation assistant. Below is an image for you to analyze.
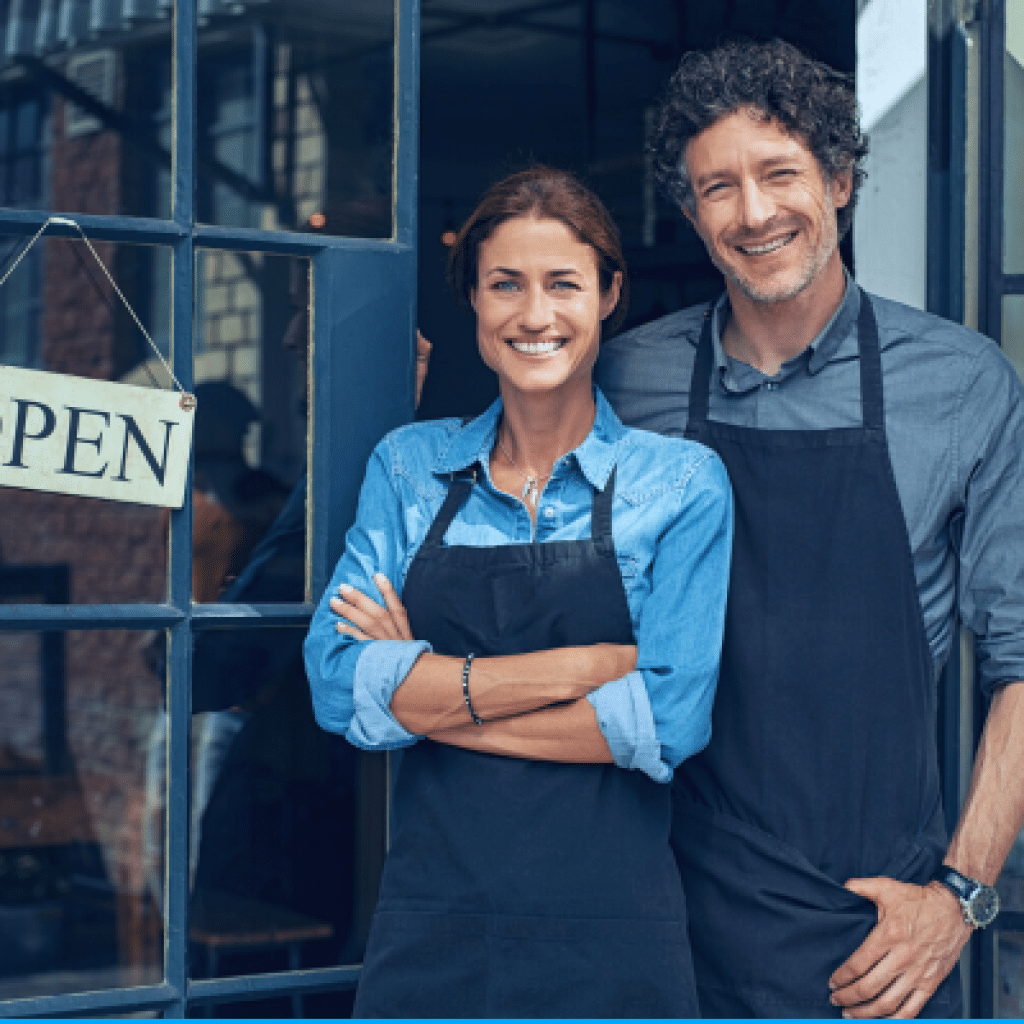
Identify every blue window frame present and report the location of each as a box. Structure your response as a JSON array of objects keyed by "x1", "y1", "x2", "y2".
[{"x1": 0, "y1": 0, "x2": 420, "y2": 1016}]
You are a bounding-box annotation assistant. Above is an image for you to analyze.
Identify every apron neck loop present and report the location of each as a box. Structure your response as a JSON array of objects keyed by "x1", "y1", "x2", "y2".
[
  {"x1": 590, "y1": 466, "x2": 617, "y2": 544},
  {"x1": 854, "y1": 290, "x2": 885, "y2": 431},
  {"x1": 422, "y1": 467, "x2": 477, "y2": 550},
  {"x1": 686, "y1": 304, "x2": 717, "y2": 431},
  {"x1": 687, "y1": 289, "x2": 885, "y2": 433}
]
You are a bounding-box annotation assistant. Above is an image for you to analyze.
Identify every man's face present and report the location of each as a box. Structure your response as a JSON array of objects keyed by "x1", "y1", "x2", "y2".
[{"x1": 681, "y1": 109, "x2": 852, "y2": 304}]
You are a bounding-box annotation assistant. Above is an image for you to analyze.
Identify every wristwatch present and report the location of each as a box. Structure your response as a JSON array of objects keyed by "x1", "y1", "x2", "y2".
[{"x1": 930, "y1": 865, "x2": 1001, "y2": 928}]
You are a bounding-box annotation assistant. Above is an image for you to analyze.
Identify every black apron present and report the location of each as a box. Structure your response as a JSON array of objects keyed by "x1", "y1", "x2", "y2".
[
  {"x1": 353, "y1": 465, "x2": 698, "y2": 1018},
  {"x1": 674, "y1": 292, "x2": 962, "y2": 1018}
]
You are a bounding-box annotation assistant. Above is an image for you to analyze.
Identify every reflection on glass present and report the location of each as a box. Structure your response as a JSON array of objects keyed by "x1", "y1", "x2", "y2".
[
  {"x1": 0, "y1": 236, "x2": 171, "y2": 604},
  {"x1": 0, "y1": 14, "x2": 172, "y2": 220},
  {"x1": 192, "y1": 251, "x2": 309, "y2": 604},
  {"x1": 1001, "y1": 932, "x2": 1024, "y2": 1017},
  {"x1": 188, "y1": 626, "x2": 384, "y2": 1004},
  {"x1": 1003, "y1": 296, "x2": 1024, "y2": 384},
  {"x1": 1005, "y1": 0, "x2": 1024, "y2": 273},
  {"x1": 0, "y1": 628, "x2": 164, "y2": 999},
  {"x1": 998, "y1": 823, "x2": 1024, "y2": 911},
  {"x1": 197, "y1": 2, "x2": 395, "y2": 236}
]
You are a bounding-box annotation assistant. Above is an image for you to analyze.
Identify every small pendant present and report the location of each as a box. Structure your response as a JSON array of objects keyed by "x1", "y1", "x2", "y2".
[{"x1": 522, "y1": 477, "x2": 539, "y2": 507}]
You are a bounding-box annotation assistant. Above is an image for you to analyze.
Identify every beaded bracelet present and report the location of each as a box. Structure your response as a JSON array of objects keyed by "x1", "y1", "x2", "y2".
[{"x1": 462, "y1": 652, "x2": 483, "y2": 725}]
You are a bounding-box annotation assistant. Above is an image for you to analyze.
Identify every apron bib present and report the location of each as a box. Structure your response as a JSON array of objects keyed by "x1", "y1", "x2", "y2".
[
  {"x1": 675, "y1": 292, "x2": 962, "y2": 1017},
  {"x1": 354, "y1": 465, "x2": 698, "y2": 1018}
]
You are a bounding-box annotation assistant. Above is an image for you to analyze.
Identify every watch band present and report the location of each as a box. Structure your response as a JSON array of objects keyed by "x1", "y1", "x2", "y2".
[
  {"x1": 930, "y1": 864, "x2": 1000, "y2": 928},
  {"x1": 930, "y1": 865, "x2": 975, "y2": 902}
]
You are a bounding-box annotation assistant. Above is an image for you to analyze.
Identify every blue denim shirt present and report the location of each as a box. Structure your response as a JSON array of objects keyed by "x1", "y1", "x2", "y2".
[{"x1": 304, "y1": 389, "x2": 733, "y2": 783}]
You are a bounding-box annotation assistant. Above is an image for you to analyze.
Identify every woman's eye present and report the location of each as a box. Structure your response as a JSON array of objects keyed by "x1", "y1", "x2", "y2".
[
  {"x1": 491, "y1": 279, "x2": 520, "y2": 291},
  {"x1": 551, "y1": 279, "x2": 580, "y2": 291}
]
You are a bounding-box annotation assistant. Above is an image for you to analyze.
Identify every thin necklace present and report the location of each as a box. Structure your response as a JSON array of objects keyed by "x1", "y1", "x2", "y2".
[{"x1": 496, "y1": 436, "x2": 552, "y2": 508}]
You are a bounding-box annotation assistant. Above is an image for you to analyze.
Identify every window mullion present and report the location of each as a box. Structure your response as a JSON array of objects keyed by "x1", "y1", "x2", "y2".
[{"x1": 165, "y1": 0, "x2": 197, "y2": 1006}]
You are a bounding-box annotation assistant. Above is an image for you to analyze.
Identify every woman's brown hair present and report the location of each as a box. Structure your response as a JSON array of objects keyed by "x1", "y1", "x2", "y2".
[{"x1": 447, "y1": 166, "x2": 630, "y2": 336}]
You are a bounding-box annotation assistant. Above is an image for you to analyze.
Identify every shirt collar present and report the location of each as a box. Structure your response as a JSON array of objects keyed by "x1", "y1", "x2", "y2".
[
  {"x1": 433, "y1": 387, "x2": 627, "y2": 492},
  {"x1": 707, "y1": 269, "x2": 861, "y2": 392}
]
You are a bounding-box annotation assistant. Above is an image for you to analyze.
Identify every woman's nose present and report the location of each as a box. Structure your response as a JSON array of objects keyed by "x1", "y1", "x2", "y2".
[{"x1": 519, "y1": 285, "x2": 555, "y2": 331}]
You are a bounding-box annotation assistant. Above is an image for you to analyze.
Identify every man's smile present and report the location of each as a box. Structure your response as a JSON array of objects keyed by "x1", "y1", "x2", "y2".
[{"x1": 735, "y1": 230, "x2": 799, "y2": 256}]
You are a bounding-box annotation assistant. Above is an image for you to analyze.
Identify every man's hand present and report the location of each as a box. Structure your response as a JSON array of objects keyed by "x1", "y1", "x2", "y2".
[
  {"x1": 331, "y1": 573, "x2": 416, "y2": 643},
  {"x1": 828, "y1": 877, "x2": 971, "y2": 1018}
]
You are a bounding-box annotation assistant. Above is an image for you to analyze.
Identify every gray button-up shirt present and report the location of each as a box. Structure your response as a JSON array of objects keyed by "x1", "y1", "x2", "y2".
[{"x1": 597, "y1": 278, "x2": 1024, "y2": 692}]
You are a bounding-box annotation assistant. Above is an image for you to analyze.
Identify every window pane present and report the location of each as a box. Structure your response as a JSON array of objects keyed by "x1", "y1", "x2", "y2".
[
  {"x1": 1005, "y1": 0, "x2": 1024, "y2": 273},
  {"x1": 189, "y1": 626, "x2": 382, "y2": 1010},
  {"x1": 0, "y1": 236, "x2": 173, "y2": 605},
  {"x1": 192, "y1": 250, "x2": 309, "y2": 604},
  {"x1": 196, "y1": 3, "x2": 395, "y2": 236},
  {"x1": 1001, "y1": 931, "x2": 1024, "y2": 1017},
  {"x1": 0, "y1": 628, "x2": 165, "y2": 999},
  {"x1": 0, "y1": 25, "x2": 172, "y2": 218},
  {"x1": 1003, "y1": 295, "x2": 1024, "y2": 381}
]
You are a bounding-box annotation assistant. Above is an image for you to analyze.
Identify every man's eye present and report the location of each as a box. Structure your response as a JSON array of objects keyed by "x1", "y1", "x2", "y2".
[
  {"x1": 770, "y1": 168, "x2": 797, "y2": 180},
  {"x1": 703, "y1": 182, "x2": 729, "y2": 197}
]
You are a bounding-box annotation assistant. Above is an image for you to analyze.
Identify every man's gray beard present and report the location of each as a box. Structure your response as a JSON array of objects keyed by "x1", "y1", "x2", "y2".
[
  {"x1": 713, "y1": 230, "x2": 837, "y2": 304},
  {"x1": 713, "y1": 194, "x2": 840, "y2": 304}
]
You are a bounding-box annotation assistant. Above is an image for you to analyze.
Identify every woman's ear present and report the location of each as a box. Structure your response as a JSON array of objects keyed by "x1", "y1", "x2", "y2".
[
  {"x1": 469, "y1": 287, "x2": 477, "y2": 313},
  {"x1": 600, "y1": 271, "x2": 623, "y2": 321}
]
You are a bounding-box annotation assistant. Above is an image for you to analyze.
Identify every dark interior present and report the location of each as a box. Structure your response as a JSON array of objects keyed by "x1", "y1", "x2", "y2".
[{"x1": 415, "y1": 0, "x2": 856, "y2": 421}]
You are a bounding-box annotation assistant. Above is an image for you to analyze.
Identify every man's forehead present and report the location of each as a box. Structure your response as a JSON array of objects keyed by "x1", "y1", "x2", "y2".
[{"x1": 686, "y1": 109, "x2": 814, "y2": 169}]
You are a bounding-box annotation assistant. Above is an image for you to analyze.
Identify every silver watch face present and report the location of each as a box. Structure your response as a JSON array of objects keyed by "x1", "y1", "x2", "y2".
[{"x1": 966, "y1": 884, "x2": 1000, "y2": 927}]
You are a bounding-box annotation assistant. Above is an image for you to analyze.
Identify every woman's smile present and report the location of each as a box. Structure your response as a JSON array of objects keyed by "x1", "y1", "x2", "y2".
[{"x1": 507, "y1": 337, "x2": 568, "y2": 355}]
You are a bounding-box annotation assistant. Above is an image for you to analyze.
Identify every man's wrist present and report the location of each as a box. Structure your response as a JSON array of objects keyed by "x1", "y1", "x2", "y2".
[{"x1": 930, "y1": 865, "x2": 1001, "y2": 928}]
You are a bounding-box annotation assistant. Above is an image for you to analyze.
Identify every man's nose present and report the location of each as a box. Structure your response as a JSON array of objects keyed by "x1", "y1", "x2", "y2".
[
  {"x1": 737, "y1": 179, "x2": 775, "y2": 229},
  {"x1": 519, "y1": 285, "x2": 555, "y2": 331}
]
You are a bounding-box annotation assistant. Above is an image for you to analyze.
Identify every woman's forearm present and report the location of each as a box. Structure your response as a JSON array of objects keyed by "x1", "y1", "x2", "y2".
[
  {"x1": 390, "y1": 644, "x2": 636, "y2": 734},
  {"x1": 428, "y1": 697, "x2": 614, "y2": 764}
]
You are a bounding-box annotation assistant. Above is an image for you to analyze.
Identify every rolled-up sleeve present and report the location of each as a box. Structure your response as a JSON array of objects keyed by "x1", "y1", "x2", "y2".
[
  {"x1": 303, "y1": 442, "x2": 427, "y2": 750},
  {"x1": 956, "y1": 346, "x2": 1024, "y2": 693},
  {"x1": 587, "y1": 671, "x2": 668, "y2": 781},
  {"x1": 595, "y1": 452, "x2": 733, "y2": 782}
]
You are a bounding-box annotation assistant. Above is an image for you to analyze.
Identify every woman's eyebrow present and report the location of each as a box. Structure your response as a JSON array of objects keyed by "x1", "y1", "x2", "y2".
[{"x1": 485, "y1": 266, "x2": 523, "y2": 277}]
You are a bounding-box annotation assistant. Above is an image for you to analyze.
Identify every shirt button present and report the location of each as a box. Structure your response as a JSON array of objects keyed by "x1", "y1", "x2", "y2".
[
  {"x1": 765, "y1": 381, "x2": 776, "y2": 391},
  {"x1": 544, "y1": 507, "x2": 555, "y2": 518}
]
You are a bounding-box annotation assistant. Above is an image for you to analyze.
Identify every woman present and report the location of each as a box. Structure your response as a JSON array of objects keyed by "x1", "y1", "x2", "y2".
[{"x1": 303, "y1": 167, "x2": 732, "y2": 1017}]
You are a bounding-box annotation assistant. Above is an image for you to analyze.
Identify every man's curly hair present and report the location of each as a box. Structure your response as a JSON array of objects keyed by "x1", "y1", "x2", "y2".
[{"x1": 651, "y1": 39, "x2": 868, "y2": 241}]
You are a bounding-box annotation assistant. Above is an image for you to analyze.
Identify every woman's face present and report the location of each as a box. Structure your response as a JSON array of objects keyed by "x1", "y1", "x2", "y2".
[{"x1": 471, "y1": 215, "x2": 621, "y2": 401}]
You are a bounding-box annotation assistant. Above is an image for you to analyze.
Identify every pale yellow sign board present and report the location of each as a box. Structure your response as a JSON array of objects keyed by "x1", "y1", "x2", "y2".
[{"x1": 0, "y1": 365, "x2": 194, "y2": 509}]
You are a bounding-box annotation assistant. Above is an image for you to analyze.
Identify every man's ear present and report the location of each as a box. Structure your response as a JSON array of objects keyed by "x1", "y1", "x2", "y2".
[{"x1": 831, "y1": 168, "x2": 854, "y2": 210}]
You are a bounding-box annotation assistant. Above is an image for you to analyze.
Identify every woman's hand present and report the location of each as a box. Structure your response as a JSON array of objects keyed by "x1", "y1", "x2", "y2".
[{"x1": 331, "y1": 573, "x2": 416, "y2": 643}]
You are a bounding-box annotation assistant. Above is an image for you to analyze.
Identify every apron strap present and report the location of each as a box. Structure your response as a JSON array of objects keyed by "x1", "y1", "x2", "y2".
[
  {"x1": 855, "y1": 289, "x2": 884, "y2": 431},
  {"x1": 590, "y1": 466, "x2": 617, "y2": 544},
  {"x1": 685, "y1": 305, "x2": 716, "y2": 431},
  {"x1": 421, "y1": 469, "x2": 476, "y2": 551}
]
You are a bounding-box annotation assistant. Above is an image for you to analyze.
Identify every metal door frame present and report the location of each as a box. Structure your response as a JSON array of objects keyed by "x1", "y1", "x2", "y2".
[{"x1": 0, "y1": 0, "x2": 420, "y2": 1016}]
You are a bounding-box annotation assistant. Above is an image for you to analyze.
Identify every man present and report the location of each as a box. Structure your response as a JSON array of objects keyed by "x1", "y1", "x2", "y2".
[{"x1": 597, "y1": 38, "x2": 1024, "y2": 1019}]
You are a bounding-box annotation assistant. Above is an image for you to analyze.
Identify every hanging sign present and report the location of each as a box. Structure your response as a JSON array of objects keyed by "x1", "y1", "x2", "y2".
[
  {"x1": 0, "y1": 216, "x2": 196, "y2": 509},
  {"x1": 0, "y1": 365, "x2": 195, "y2": 509}
]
